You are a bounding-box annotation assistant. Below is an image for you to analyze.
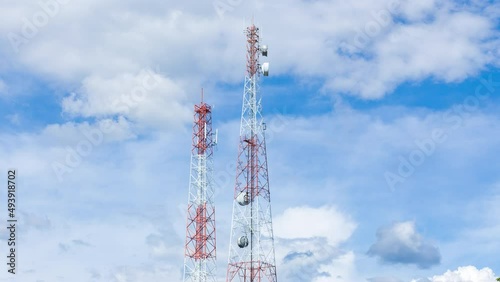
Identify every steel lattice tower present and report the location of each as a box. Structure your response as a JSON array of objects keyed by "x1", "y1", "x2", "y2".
[
  {"x1": 226, "y1": 25, "x2": 277, "y2": 282},
  {"x1": 184, "y1": 91, "x2": 217, "y2": 282}
]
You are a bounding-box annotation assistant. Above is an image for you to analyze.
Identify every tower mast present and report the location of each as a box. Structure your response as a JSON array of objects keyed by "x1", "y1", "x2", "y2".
[
  {"x1": 184, "y1": 90, "x2": 217, "y2": 282},
  {"x1": 226, "y1": 25, "x2": 277, "y2": 282}
]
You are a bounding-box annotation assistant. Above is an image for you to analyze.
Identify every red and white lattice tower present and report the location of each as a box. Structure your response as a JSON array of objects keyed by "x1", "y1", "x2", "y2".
[
  {"x1": 226, "y1": 25, "x2": 277, "y2": 282},
  {"x1": 184, "y1": 90, "x2": 217, "y2": 282}
]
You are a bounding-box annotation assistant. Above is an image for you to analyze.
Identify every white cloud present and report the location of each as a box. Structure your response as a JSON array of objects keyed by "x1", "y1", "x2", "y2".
[
  {"x1": 331, "y1": 7, "x2": 495, "y2": 98},
  {"x1": 399, "y1": 0, "x2": 441, "y2": 22},
  {"x1": 277, "y1": 237, "x2": 341, "y2": 281},
  {"x1": 61, "y1": 69, "x2": 191, "y2": 129},
  {"x1": 41, "y1": 117, "x2": 135, "y2": 146},
  {"x1": 368, "y1": 221, "x2": 441, "y2": 269},
  {"x1": 274, "y1": 205, "x2": 357, "y2": 246},
  {"x1": 273, "y1": 206, "x2": 359, "y2": 281},
  {"x1": 315, "y1": 251, "x2": 358, "y2": 282},
  {"x1": 1, "y1": 0, "x2": 499, "y2": 100},
  {"x1": 413, "y1": 266, "x2": 498, "y2": 282},
  {"x1": 1, "y1": 0, "x2": 245, "y2": 83},
  {"x1": 275, "y1": 237, "x2": 362, "y2": 282}
]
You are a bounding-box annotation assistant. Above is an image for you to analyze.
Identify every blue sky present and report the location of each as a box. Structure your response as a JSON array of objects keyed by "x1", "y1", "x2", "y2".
[{"x1": 0, "y1": 0, "x2": 500, "y2": 281}]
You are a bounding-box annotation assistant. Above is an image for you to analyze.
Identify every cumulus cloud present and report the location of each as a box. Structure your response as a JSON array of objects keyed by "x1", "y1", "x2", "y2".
[
  {"x1": 61, "y1": 68, "x2": 191, "y2": 129},
  {"x1": 41, "y1": 117, "x2": 135, "y2": 146},
  {"x1": 278, "y1": 237, "x2": 340, "y2": 281},
  {"x1": 412, "y1": 266, "x2": 498, "y2": 282},
  {"x1": 276, "y1": 237, "x2": 360, "y2": 282},
  {"x1": 314, "y1": 251, "x2": 358, "y2": 282},
  {"x1": 1, "y1": 0, "x2": 499, "y2": 100},
  {"x1": 273, "y1": 206, "x2": 359, "y2": 281},
  {"x1": 274, "y1": 205, "x2": 357, "y2": 246},
  {"x1": 331, "y1": 5, "x2": 496, "y2": 97},
  {"x1": 398, "y1": 0, "x2": 441, "y2": 22},
  {"x1": 368, "y1": 221, "x2": 441, "y2": 269}
]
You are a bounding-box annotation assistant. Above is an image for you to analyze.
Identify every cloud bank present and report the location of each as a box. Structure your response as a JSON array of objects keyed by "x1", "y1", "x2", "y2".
[{"x1": 368, "y1": 221, "x2": 441, "y2": 269}]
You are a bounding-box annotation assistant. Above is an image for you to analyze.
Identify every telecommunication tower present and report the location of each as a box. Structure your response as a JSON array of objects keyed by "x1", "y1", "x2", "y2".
[
  {"x1": 226, "y1": 25, "x2": 277, "y2": 282},
  {"x1": 184, "y1": 90, "x2": 217, "y2": 282}
]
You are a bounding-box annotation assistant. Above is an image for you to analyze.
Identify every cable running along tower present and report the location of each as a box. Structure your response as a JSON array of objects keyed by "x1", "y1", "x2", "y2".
[
  {"x1": 226, "y1": 25, "x2": 277, "y2": 282},
  {"x1": 184, "y1": 91, "x2": 217, "y2": 282}
]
